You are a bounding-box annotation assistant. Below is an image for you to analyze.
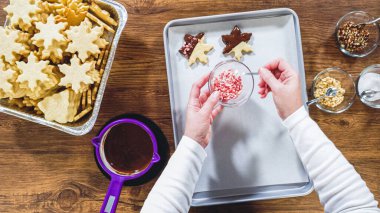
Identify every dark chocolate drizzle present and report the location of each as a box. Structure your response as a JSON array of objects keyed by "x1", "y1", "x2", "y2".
[
  {"x1": 222, "y1": 26, "x2": 252, "y2": 54},
  {"x1": 179, "y1": 32, "x2": 204, "y2": 59}
]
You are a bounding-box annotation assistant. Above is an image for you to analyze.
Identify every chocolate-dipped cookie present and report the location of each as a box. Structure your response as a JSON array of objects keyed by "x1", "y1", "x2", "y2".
[
  {"x1": 222, "y1": 26, "x2": 253, "y2": 61},
  {"x1": 179, "y1": 32, "x2": 213, "y2": 66}
]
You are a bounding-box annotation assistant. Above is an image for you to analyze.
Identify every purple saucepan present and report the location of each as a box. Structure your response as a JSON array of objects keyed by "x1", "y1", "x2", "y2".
[{"x1": 92, "y1": 119, "x2": 161, "y2": 213}]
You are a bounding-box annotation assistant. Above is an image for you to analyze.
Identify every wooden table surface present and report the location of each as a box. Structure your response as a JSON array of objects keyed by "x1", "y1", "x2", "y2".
[{"x1": 0, "y1": 0, "x2": 379, "y2": 212}]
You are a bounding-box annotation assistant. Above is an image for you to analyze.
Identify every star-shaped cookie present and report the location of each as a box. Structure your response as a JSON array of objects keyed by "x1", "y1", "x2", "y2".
[
  {"x1": 58, "y1": 55, "x2": 95, "y2": 93},
  {"x1": 65, "y1": 18, "x2": 108, "y2": 62},
  {"x1": 56, "y1": 0, "x2": 89, "y2": 26},
  {"x1": 16, "y1": 53, "x2": 51, "y2": 90},
  {"x1": 222, "y1": 26, "x2": 253, "y2": 61},
  {"x1": 0, "y1": 61, "x2": 16, "y2": 94},
  {"x1": 37, "y1": 89, "x2": 81, "y2": 123},
  {"x1": 0, "y1": 27, "x2": 29, "y2": 64},
  {"x1": 4, "y1": 0, "x2": 42, "y2": 31}
]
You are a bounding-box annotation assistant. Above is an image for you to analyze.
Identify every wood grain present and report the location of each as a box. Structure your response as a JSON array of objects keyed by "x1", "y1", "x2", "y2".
[{"x1": 0, "y1": 0, "x2": 379, "y2": 212}]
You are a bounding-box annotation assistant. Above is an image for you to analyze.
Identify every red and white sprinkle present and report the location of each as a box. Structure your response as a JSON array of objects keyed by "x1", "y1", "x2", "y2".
[{"x1": 212, "y1": 69, "x2": 243, "y2": 102}]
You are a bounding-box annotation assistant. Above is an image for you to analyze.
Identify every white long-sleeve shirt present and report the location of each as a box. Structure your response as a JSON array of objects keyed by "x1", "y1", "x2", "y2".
[{"x1": 141, "y1": 107, "x2": 379, "y2": 213}]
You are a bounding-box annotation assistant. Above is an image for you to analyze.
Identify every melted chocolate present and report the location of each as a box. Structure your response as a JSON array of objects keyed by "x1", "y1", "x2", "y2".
[
  {"x1": 104, "y1": 123, "x2": 154, "y2": 175},
  {"x1": 222, "y1": 26, "x2": 252, "y2": 54},
  {"x1": 179, "y1": 32, "x2": 204, "y2": 59}
]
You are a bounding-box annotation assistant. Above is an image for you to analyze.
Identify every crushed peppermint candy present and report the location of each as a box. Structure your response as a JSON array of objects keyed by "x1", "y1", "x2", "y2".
[
  {"x1": 179, "y1": 32, "x2": 204, "y2": 59},
  {"x1": 212, "y1": 69, "x2": 243, "y2": 102}
]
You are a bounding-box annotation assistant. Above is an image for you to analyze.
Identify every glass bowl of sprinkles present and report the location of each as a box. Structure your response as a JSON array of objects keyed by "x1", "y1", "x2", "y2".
[
  {"x1": 209, "y1": 60, "x2": 254, "y2": 107},
  {"x1": 311, "y1": 68, "x2": 356, "y2": 114},
  {"x1": 336, "y1": 11, "x2": 379, "y2": 57}
]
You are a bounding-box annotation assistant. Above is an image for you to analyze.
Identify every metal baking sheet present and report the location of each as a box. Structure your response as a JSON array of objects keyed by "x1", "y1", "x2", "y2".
[
  {"x1": 0, "y1": 0, "x2": 127, "y2": 136},
  {"x1": 163, "y1": 8, "x2": 313, "y2": 206}
]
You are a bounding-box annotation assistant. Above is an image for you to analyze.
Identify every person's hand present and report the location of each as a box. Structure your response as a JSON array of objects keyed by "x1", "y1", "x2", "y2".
[
  {"x1": 258, "y1": 58, "x2": 303, "y2": 120},
  {"x1": 184, "y1": 73, "x2": 223, "y2": 148}
]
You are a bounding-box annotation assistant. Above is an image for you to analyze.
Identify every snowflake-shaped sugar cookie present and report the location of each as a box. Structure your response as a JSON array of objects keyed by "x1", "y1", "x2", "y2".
[
  {"x1": 37, "y1": 40, "x2": 67, "y2": 63},
  {"x1": 0, "y1": 27, "x2": 29, "y2": 64},
  {"x1": 25, "y1": 65, "x2": 59, "y2": 100},
  {"x1": 0, "y1": 61, "x2": 16, "y2": 94},
  {"x1": 32, "y1": 15, "x2": 68, "y2": 60},
  {"x1": 58, "y1": 55, "x2": 95, "y2": 93},
  {"x1": 65, "y1": 18, "x2": 108, "y2": 62},
  {"x1": 16, "y1": 53, "x2": 51, "y2": 90},
  {"x1": 37, "y1": 89, "x2": 81, "y2": 123},
  {"x1": 33, "y1": 15, "x2": 67, "y2": 47},
  {"x1": 4, "y1": 0, "x2": 42, "y2": 31}
]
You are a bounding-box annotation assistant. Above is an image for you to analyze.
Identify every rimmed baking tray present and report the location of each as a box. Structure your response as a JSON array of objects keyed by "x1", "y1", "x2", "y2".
[
  {"x1": 0, "y1": 0, "x2": 127, "y2": 135},
  {"x1": 163, "y1": 8, "x2": 313, "y2": 206}
]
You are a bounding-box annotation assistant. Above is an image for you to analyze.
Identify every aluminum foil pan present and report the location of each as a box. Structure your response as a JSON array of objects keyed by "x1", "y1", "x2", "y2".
[{"x1": 0, "y1": 0, "x2": 128, "y2": 135}]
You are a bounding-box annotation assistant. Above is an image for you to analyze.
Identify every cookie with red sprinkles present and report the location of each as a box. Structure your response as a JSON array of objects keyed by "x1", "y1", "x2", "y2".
[{"x1": 179, "y1": 32, "x2": 213, "y2": 65}]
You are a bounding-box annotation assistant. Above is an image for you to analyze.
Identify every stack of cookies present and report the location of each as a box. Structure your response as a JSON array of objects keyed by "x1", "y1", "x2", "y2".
[{"x1": 0, "y1": 0, "x2": 118, "y2": 123}]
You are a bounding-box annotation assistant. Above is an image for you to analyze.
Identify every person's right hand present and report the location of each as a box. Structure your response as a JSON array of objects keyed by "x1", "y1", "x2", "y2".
[
  {"x1": 258, "y1": 58, "x2": 303, "y2": 120},
  {"x1": 184, "y1": 73, "x2": 223, "y2": 149}
]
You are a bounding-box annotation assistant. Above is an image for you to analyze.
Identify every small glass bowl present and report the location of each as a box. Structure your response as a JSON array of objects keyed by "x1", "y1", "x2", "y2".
[
  {"x1": 311, "y1": 68, "x2": 356, "y2": 113},
  {"x1": 208, "y1": 60, "x2": 254, "y2": 107},
  {"x1": 357, "y1": 64, "x2": 380, "y2": 108},
  {"x1": 335, "y1": 11, "x2": 379, "y2": 57}
]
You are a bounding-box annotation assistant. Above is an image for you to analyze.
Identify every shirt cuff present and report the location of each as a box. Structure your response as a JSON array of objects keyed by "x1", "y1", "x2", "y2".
[
  {"x1": 180, "y1": 136, "x2": 208, "y2": 160},
  {"x1": 282, "y1": 106, "x2": 309, "y2": 130}
]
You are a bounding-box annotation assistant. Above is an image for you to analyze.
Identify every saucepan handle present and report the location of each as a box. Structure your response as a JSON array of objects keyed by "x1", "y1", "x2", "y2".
[
  {"x1": 92, "y1": 136, "x2": 102, "y2": 148},
  {"x1": 100, "y1": 178, "x2": 123, "y2": 213},
  {"x1": 152, "y1": 153, "x2": 161, "y2": 163}
]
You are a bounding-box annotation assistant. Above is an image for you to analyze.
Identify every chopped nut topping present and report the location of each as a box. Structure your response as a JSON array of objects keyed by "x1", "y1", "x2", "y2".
[
  {"x1": 314, "y1": 77, "x2": 345, "y2": 108},
  {"x1": 337, "y1": 21, "x2": 370, "y2": 53}
]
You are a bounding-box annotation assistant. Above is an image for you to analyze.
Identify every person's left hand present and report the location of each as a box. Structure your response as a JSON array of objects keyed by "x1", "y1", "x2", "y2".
[{"x1": 184, "y1": 73, "x2": 223, "y2": 148}]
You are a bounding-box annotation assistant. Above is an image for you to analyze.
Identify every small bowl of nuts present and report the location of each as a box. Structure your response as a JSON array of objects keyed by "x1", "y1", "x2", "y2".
[
  {"x1": 311, "y1": 68, "x2": 356, "y2": 113},
  {"x1": 336, "y1": 11, "x2": 379, "y2": 57}
]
